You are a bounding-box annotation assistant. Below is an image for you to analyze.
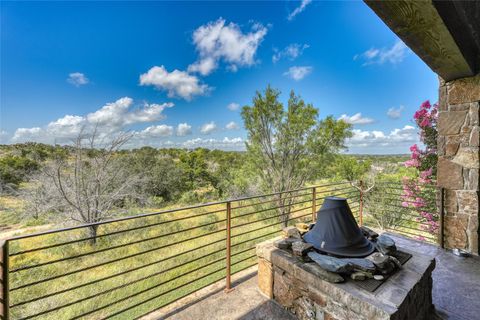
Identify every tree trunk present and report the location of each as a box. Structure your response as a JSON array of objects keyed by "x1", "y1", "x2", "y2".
[
  {"x1": 277, "y1": 193, "x2": 289, "y2": 228},
  {"x1": 89, "y1": 224, "x2": 99, "y2": 245}
]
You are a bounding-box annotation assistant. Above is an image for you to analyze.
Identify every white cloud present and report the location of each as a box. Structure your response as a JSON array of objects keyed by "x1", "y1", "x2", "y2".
[
  {"x1": 126, "y1": 136, "x2": 245, "y2": 150},
  {"x1": 86, "y1": 97, "x2": 173, "y2": 129},
  {"x1": 354, "y1": 40, "x2": 409, "y2": 65},
  {"x1": 176, "y1": 123, "x2": 192, "y2": 136},
  {"x1": 138, "y1": 125, "x2": 174, "y2": 137},
  {"x1": 87, "y1": 97, "x2": 133, "y2": 127},
  {"x1": 227, "y1": 102, "x2": 240, "y2": 111},
  {"x1": 67, "y1": 72, "x2": 89, "y2": 87},
  {"x1": 226, "y1": 121, "x2": 239, "y2": 130},
  {"x1": 187, "y1": 57, "x2": 216, "y2": 76},
  {"x1": 389, "y1": 125, "x2": 417, "y2": 142},
  {"x1": 188, "y1": 18, "x2": 268, "y2": 76},
  {"x1": 387, "y1": 105, "x2": 405, "y2": 119},
  {"x1": 8, "y1": 101, "x2": 246, "y2": 149},
  {"x1": 287, "y1": 0, "x2": 312, "y2": 21},
  {"x1": 183, "y1": 137, "x2": 244, "y2": 150},
  {"x1": 46, "y1": 115, "x2": 86, "y2": 139},
  {"x1": 283, "y1": 66, "x2": 312, "y2": 81},
  {"x1": 338, "y1": 113, "x2": 375, "y2": 125},
  {"x1": 128, "y1": 103, "x2": 174, "y2": 123},
  {"x1": 139, "y1": 66, "x2": 210, "y2": 100},
  {"x1": 12, "y1": 127, "x2": 44, "y2": 143},
  {"x1": 200, "y1": 121, "x2": 217, "y2": 135},
  {"x1": 272, "y1": 43, "x2": 309, "y2": 63},
  {"x1": 11, "y1": 97, "x2": 174, "y2": 144},
  {"x1": 347, "y1": 125, "x2": 417, "y2": 149}
]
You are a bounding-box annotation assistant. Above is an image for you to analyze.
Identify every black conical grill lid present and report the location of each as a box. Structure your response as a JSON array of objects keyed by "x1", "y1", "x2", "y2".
[{"x1": 303, "y1": 197, "x2": 374, "y2": 257}]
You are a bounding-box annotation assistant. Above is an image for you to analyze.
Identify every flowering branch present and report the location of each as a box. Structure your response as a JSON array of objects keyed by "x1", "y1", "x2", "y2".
[{"x1": 402, "y1": 100, "x2": 438, "y2": 240}]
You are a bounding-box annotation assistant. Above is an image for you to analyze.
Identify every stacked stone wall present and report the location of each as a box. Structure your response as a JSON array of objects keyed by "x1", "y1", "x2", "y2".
[{"x1": 437, "y1": 74, "x2": 480, "y2": 254}]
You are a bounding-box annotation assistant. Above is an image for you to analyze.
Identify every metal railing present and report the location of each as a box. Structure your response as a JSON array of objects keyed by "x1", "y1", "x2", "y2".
[
  {"x1": 361, "y1": 181, "x2": 441, "y2": 244},
  {"x1": 0, "y1": 180, "x2": 440, "y2": 319}
]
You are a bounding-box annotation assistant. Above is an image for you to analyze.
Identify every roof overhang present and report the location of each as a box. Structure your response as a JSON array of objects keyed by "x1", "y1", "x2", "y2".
[{"x1": 365, "y1": 0, "x2": 480, "y2": 81}]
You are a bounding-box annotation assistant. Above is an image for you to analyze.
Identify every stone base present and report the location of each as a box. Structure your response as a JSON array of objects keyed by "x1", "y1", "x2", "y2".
[{"x1": 256, "y1": 238, "x2": 435, "y2": 320}]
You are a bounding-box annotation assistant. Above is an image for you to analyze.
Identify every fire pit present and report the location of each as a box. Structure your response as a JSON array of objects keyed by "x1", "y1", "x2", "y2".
[
  {"x1": 303, "y1": 197, "x2": 374, "y2": 257},
  {"x1": 256, "y1": 197, "x2": 436, "y2": 320}
]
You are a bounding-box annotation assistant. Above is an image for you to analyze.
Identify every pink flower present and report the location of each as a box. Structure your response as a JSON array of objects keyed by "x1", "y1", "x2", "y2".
[
  {"x1": 419, "y1": 168, "x2": 433, "y2": 183},
  {"x1": 405, "y1": 158, "x2": 420, "y2": 168},
  {"x1": 420, "y1": 117, "x2": 431, "y2": 127},
  {"x1": 420, "y1": 168, "x2": 432, "y2": 178},
  {"x1": 414, "y1": 109, "x2": 427, "y2": 120},
  {"x1": 403, "y1": 190, "x2": 414, "y2": 197},
  {"x1": 420, "y1": 100, "x2": 431, "y2": 109},
  {"x1": 420, "y1": 211, "x2": 433, "y2": 221},
  {"x1": 413, "y1": 197, "x2": 425, "y2": 208}
]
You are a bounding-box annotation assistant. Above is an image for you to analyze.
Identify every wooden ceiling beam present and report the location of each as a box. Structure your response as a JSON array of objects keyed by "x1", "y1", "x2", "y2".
[
  {"x1": 365, "y1": 0, "x2": 479, "y2": 81},
  {"x1": 433, "y1": 0, "x2": 480, "y2": 75}
]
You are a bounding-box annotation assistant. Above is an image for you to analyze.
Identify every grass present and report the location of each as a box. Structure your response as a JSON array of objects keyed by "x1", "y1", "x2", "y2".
[{"x1": 0, "y1": 195, "x2": 24, "y2": 228}]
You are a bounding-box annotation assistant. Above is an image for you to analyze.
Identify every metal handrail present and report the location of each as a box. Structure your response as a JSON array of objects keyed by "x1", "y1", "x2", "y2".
[
  {"x1": 11, "y1": 227, "x2": 227, "y2": 291},
  {"x1": 231, "y1": 191, "x2": 312, "y2": 210},
  {"x1": 11, "y1": 218, "x2": 228, "y2": 272},
  {"x1": 11, "y1": 242, "x2": 227, "y2": 308},
  {"x1": 10, "y1": 207, "x2": 227, "y2": 256},
  {"x1": 1, "y1": 180, "x2": 441, "y2": 320}
]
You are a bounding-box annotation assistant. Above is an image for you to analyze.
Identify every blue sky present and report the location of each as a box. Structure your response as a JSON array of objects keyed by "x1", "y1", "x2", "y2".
[{"x1": 0, "y1": 1, "x2": 438, "y2": 153}]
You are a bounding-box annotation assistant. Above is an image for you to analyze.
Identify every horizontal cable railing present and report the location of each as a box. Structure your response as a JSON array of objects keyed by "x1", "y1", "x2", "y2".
[
  {"x1": 1, "y1": 179, "x2": 439, "y2": 319},
  {"x1": 362, "y1": 180, "x2": 440, "y2": 243}
]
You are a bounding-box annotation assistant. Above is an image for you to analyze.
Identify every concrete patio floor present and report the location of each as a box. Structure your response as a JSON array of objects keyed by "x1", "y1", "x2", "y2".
[
  {"x1": 142, "y1": 268, "x2": 295, "y2": 320},
  {"x1": 144, "y1": 233, "x2": 480, "y2": 320},
  {"x1": 388, "y1": 233, "x2": 480, "y2": 320}
]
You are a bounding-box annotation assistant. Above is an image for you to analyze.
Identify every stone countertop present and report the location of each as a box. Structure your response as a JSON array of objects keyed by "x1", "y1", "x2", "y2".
[{"x1": 256, "y1": 237, "x2": 436, "y2": 320}]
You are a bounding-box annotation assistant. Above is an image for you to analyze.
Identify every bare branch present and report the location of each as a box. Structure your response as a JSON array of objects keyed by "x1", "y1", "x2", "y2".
[{"x1": 20, "y1": 129, "x2": 142, "y2": 241}]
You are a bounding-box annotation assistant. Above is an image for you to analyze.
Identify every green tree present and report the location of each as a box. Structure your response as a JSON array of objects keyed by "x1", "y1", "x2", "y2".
[
  {"x1": 335, "y1": 155, "x2": 372, "y2": 182},
  {"x1": 0, "y1": 155, "x2": 39, "y2": 192},
  {"x1": 205, "y1": 150, "x2": 247, "y2": 198},
  {"x1": 241, "y1": 86, "x2": 352, "y2": 225},
  {"x1": 179, "y1": 149, "x2": 214, "y2": 190},
  {"x1": 148, "y1": 157, "x2": 187, "y2": 202},
  {"x1": 128, "y1": 147, "x2": 188, "y2": 202}
]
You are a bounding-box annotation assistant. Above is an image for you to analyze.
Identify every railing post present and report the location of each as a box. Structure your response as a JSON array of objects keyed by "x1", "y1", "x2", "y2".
[
  {"x1": 439, "y1": 187, "x2": 445, "y2": 248},
  {"x1": 2, "y1": 240, "x2": 9, "y2": 320},
  {"x1": 359, "y1": 180, "x2": 364, "y2": 227},
  {"x1": 312, "y1": 187, "x2": 317, "y2": 223},
  {"x1": 225, "y1": 201, "x2": 233, "y2": 292}
]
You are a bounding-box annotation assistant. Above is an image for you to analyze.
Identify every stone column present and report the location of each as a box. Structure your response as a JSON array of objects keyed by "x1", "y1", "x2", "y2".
[{"x1": 437, "y1": 74, "x2": 480, "y2": 255}]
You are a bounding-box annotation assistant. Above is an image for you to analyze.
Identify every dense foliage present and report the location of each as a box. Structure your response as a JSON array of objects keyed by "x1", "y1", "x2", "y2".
[
  {"x1": 0, "y1": 155, "x2": 39, "y2": 191},
  {"x1": 0, "y1": 139, "x2": 420, "y2": 229}
]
